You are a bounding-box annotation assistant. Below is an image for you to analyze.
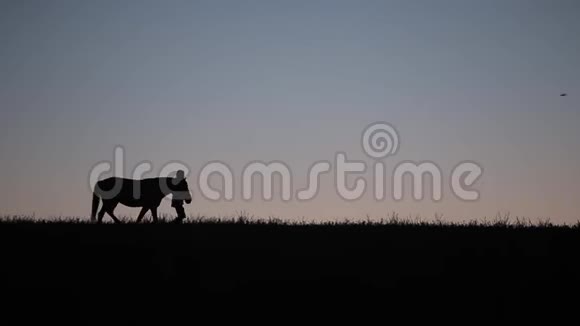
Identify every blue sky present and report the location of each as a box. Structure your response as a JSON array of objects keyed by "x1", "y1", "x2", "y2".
[{"x1": 1, "y1": 0, "x2": 579, "y2": 222}]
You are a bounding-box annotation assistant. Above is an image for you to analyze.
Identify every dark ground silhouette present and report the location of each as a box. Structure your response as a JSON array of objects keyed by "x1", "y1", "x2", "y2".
[{"x1": 1, "y1": 219, "x2": 579, "y2": 323}]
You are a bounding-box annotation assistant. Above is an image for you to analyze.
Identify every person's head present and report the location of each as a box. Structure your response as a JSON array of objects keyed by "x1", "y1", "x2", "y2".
[{"x1": 170, "y1": 170, "x2": 192, "y2": 204}]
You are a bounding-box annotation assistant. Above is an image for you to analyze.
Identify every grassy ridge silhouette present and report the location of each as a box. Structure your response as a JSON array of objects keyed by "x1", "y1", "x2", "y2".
[
  {"x1": 1, "y1": 212, "x2": 579, "y2": 323},
  {"x1": 0, "y1": 211, "x2": 571, "y2": 228}
]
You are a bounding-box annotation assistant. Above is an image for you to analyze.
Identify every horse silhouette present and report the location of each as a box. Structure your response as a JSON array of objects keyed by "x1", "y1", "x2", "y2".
[{"x1": 91, "y1": 175, "x2": 192, "y2": 223}]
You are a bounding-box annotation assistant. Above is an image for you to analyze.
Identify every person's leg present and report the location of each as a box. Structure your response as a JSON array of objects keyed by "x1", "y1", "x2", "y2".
[{"x1": 173, "y1": 206, "x2": 186, "y2": 223}]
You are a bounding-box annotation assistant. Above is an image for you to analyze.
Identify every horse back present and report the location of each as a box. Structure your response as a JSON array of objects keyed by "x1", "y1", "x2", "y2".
[{"x1": 95, "y1": 177, "x2": 167, "y2": 206}]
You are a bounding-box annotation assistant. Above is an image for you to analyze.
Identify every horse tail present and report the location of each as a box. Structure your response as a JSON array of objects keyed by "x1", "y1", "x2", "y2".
[{"x1": 91, "y1": 189, "x2": 100, "y2": 222}]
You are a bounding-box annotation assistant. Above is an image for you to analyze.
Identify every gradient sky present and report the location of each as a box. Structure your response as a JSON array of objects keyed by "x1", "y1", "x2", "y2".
[{"x1": 1, "y1": 0, "x2": 579, "y2": 223}]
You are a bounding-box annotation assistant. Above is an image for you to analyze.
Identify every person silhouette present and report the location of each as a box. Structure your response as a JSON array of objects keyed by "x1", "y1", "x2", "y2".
[{"x1": 171, "y1": 170, "x2": 191, "y2": 223}]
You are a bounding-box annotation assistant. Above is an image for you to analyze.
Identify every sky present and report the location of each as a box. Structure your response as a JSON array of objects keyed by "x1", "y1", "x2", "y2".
[{"x1": 1, "y1": 0, "x2": 579, "y2": 223}]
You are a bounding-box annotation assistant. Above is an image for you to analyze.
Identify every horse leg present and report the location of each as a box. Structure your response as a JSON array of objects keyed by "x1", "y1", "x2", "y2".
[
  {"x1": 106, "y1": 210, "x2": 121, "y2": 224},
  {"x1": 150, "y1": 206, "x2": 159, "y2": 223},
  {"x1": 136, "y1": 207, "x2": 149, "y2": 223},
  {"x1": 104, "y1": 201, "x2": 121, "y2": 224},
  {"x1": 97, "y1": 208, "x2": 106, "y2": 223}
]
